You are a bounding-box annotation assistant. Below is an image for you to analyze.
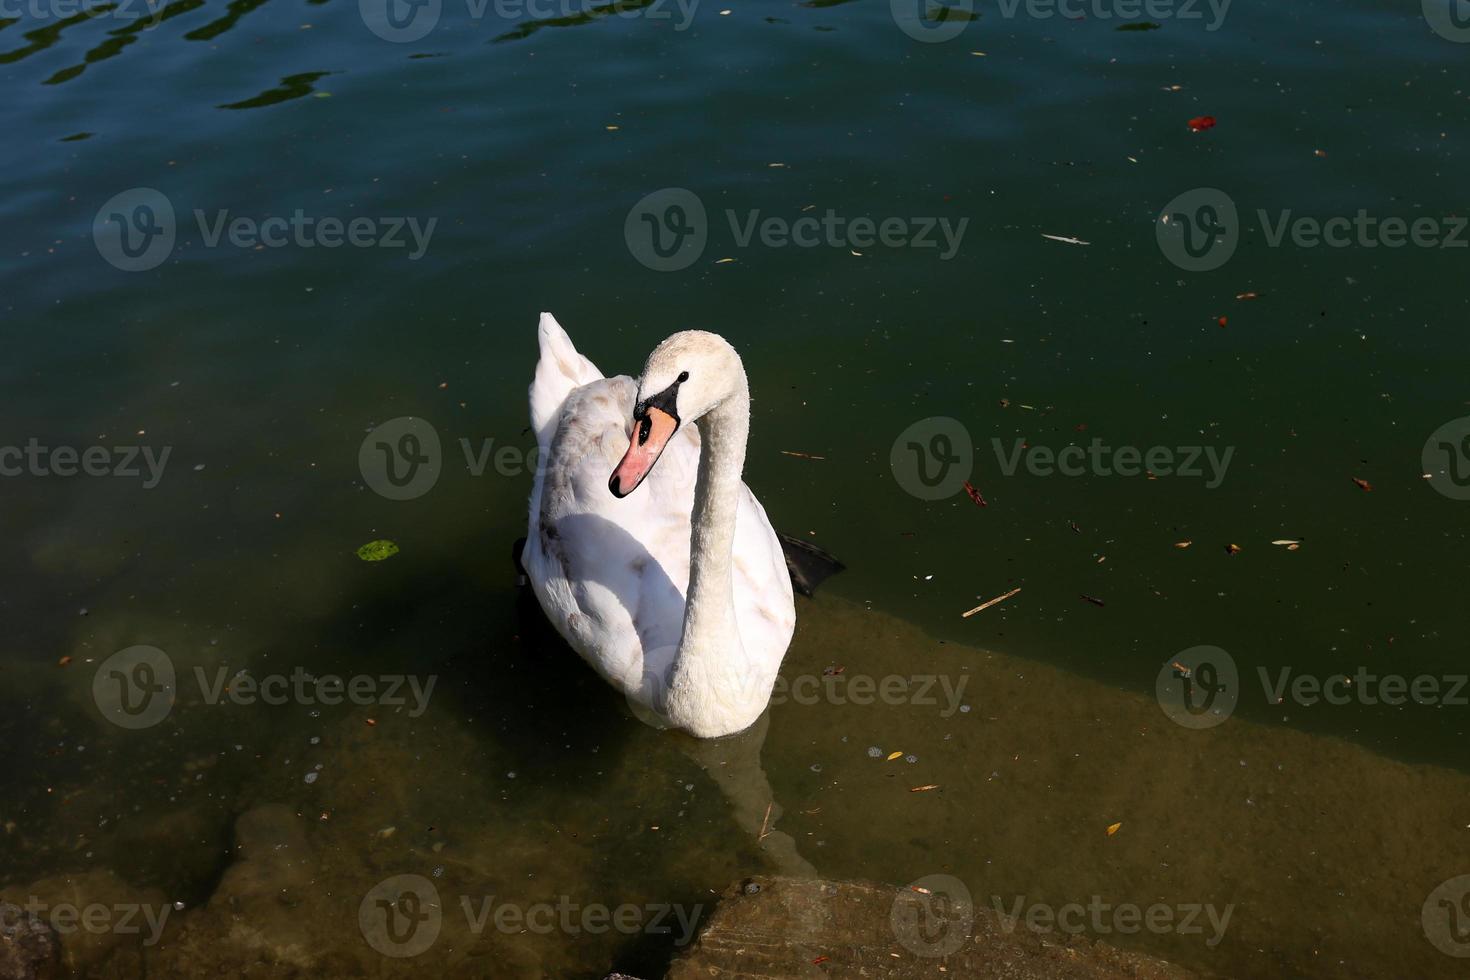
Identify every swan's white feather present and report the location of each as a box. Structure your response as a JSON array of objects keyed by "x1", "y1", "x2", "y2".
[
  {"x1": 529, "y1": 311, "x2": 604, "y2": 451},
  {"x1": 524, "y1": 315, "x2": 795, "y2": 736}
]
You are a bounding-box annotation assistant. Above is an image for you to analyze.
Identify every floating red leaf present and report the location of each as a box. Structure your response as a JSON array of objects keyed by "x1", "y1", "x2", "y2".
[
  {"x1": 963, "y1": 480, "x2": 988, "y2": 507},
  {"x1": 1187, "y1": 115, "x2": 1216, "y2": 132}
]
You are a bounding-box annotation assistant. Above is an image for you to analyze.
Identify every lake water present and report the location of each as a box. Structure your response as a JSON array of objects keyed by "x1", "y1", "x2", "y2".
[{"x1": 4, "y1": 0, "x2": 1470, "y2": 975}]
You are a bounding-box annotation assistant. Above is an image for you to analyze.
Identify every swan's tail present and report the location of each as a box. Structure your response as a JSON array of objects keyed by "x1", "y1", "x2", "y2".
[{"x1": 529, "y1": 312, "x2": 603, "y2": 451}]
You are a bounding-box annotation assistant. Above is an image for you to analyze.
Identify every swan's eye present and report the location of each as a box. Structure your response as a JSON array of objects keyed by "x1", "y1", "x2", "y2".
[{"x1": 677, "y1": 371, "x2": 689, "y2": 383}]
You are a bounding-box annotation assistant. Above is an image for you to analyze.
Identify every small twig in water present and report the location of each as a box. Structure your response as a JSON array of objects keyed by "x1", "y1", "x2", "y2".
[{"x1": 962, "y1": 587, "x2": 1021, "y2": 618}]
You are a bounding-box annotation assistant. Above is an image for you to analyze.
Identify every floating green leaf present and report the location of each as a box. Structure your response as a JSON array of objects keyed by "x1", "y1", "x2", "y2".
[{"x1": 356, "y1": 539, "x2": 399, "y2": 562}]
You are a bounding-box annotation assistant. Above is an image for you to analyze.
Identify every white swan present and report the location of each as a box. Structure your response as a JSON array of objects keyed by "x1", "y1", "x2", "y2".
[{"x1": 524, "y1": 312, "x2": 796, "y2": 738}]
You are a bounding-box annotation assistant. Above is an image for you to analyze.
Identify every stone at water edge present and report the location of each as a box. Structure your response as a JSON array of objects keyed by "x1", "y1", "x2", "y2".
[
  {"x1": 0, "y1": 903, "x2": 60, "y2": 980},
  {"x1": 668, "y1": 876, "x2": 1209, "y2": 979}
]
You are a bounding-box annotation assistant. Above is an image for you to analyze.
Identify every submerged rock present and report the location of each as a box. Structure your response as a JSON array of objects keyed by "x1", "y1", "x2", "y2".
[
  {"x1": 0, "y1": 872, "x2": 167, "y2": 979},
  {"x1": 0, "y1": 903, "x2": 59, "y2": 980},
  {"x1": 669, "y1": 876, "x2": 1207, "y2": 979}
]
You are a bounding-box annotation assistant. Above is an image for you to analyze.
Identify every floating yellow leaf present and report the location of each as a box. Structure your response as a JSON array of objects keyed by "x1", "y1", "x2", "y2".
[
  {"x1": 886, "y1": 751, "x2": 903, "y2": 761},
  {"x1": 1271, "y1": 539, "x2": 1301, "y2": 546},
  {"x1": 1173, "y1": 540, "x2": 1192, "y2": 549},
  {"x1": 1106, "y1": 822, "x2": 1123, "y2": 836}
]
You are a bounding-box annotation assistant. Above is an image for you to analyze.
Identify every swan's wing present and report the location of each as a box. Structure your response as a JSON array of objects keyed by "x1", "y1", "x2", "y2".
[
  {"x1": 529, "y1": 312, "x2": 603, "y2": 452},
  {"x1": 526, "y1": 375, "x2": 702, "y2": 695}
]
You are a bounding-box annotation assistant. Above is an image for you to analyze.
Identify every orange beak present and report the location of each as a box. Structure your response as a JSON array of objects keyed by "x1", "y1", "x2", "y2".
[{"x1": 609, "y1": 405, "x2": 678, "y2": 498}]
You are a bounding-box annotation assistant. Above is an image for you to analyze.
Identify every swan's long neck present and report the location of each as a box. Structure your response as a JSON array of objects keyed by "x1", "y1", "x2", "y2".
[
  {"x1": 667, "y1": 377, "x2": 753, "y2": 733},
  {"x1": 682, "y1": 381, "x2": 749, "y2": 652}
]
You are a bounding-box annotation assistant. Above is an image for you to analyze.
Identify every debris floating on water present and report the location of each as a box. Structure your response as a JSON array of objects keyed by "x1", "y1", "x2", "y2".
[{"x1": 962, "y1": 587, "x2": 1021, "y2": 618}]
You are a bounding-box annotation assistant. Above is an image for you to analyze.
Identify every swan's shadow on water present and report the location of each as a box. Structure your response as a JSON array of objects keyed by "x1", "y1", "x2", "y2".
[{"x1": 515, "y1": 510, "x2": 818, "y2": 878}]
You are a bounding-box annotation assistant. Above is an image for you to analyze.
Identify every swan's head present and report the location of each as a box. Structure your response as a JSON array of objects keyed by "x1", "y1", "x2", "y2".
[{"x1": 609, "y1": 330, "x2": 742, "y2": 499}]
